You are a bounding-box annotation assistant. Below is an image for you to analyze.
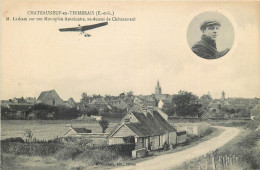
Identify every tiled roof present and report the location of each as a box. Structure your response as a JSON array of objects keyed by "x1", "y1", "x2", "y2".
[
  {"x1": 129, "y1": 104, "x2": 142, "y2": 112},
  {"x1": 37, "y1": 90, "x2": 56, "y2": 100},
  {"x1": 114, "y1": 100, "x2": 128, "y2": 110}
]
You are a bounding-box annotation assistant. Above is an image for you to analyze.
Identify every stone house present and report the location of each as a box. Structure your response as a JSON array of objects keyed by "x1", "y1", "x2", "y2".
[{"x1": 36, "y1": 90, "x2": 64, "y2": 106}]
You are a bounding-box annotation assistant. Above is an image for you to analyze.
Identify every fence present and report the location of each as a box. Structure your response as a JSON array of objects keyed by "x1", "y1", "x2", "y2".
[{"x1": 183, "y1": 152, "x2": 241, "y2": 170}]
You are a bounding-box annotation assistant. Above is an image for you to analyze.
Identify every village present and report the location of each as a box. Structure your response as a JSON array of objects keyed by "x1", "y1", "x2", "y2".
[{"x1": 1, "y1": 81, "x2": 260, "y2": 166}]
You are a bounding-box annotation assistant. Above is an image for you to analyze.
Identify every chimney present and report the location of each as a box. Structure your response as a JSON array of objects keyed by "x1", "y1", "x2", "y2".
[{"x1": 141, "y1": 106, "x2": 148, "y2": 116}]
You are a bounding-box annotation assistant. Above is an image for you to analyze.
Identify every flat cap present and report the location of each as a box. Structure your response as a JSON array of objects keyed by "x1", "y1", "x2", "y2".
[{"x1": 200, "y1": 20, "x2": 221, "y2": 31}]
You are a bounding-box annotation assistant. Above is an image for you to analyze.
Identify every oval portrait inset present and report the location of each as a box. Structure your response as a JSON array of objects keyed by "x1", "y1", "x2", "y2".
[{"x1": 187, "y1": 11, "x2": 234, "y2": 60}]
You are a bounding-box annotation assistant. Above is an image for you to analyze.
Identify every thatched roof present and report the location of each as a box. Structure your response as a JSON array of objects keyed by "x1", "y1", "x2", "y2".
[{"x1": 109, "y1": 110, "x2": 176, "y2": 138}]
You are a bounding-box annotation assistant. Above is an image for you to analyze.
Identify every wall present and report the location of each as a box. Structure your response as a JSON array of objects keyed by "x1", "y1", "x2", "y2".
[
  {"x1": 132, "y1": 148, "x2": 146, "y2": 158},
  {"x1": 177, "y1": 133, "x2": 187, "y2": 144},
  {"x1": 64, "y1": 129, "x2": 77, "y2": 137},
  {"x1": 108, "y1": 137, "x2": 124, "y2": 145},
  {"x1": 168, "y1": 117, "x2": 202, "y2": 123},
  {"x1": 150, "y1": 136, "x2": 160, "y2": 150},
  {"x1": 169, "y1": 132, "x2": 177, "y2": 145},
  {"x1": 113, "y1": 125, "x2": 136, "y2": 137}
]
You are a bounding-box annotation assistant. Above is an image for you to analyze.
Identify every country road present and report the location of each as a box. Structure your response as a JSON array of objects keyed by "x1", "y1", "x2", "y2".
[{"x1": 114, "y1": 126, "x2": 240, "y2": 170}]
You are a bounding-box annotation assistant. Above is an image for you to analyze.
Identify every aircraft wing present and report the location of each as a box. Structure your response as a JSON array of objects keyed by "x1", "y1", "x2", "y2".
[
  {"x1": 59, "y1": 27, "x2": 79, "y2": 32},
  {"x1": 81, "y1": 22, "x2": 108, "y2": 31}
]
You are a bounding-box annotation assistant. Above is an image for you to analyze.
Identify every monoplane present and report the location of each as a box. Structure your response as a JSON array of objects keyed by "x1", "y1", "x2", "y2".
[{"x1": 59, "y1": 22, "x2": 108, "y2": 37}]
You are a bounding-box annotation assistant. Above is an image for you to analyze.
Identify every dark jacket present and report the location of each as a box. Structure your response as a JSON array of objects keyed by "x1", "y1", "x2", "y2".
[{"x1": 192, "y1": 35, "x2": 229, "y2": 59}]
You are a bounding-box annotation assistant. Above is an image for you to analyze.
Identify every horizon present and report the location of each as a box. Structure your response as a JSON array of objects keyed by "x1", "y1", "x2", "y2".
[{"x1": 2, "y1": 86, "x2": 259, "y2": 103}]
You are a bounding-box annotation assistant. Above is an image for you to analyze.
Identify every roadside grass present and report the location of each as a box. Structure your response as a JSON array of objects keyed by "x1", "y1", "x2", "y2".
[{"x1": 176, "y1": 120, "x2": 260, "y2": 170}]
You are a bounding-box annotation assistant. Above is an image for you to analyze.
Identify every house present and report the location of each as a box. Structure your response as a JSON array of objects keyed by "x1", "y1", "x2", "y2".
[
  {"x1": 64, "y1": 127, "x2": 92, "y2": 137},
  {"x1": 12, "y1": 97, "x2": 27, "y2": 104},
  {"x1": 36, "y1": 89, "x2": 65, "y2": 106},
  {"x1": 63, "y1": 127, "x2": 109, "y2": 145},
  {"x1": 174, "y1": 122, "x2": 211, "y2": 136},
  {"x1": 8, "y1": 104, "x2": 32, "y2": 118},
  {"x1": 25, "y1": 97, "x2": 36, "y2": 104},
  {"x1": 208, "y1": 102, "x2": 222, "y2": 113},
  {"x1": 158, "y1": 100, "x2": 164, "y2": 109},
  {"x1": 133, "y1": 97, "x2": 143, "y2": 105},
  {"x1": 1, "y1": 100, "x2": 11, "y2": 107},
  {"x1": 90, "y1": 98, "x2": 112, "y2": 112},
  {"x1": 107, "y1": 107, "x2": 177, "y2": 151},
  {"x1": 64, "y1": 97, "x2": 77, "y2": 108},
  {"x1": 113, "y1": 100, "x2": 128, "y2": 110}
]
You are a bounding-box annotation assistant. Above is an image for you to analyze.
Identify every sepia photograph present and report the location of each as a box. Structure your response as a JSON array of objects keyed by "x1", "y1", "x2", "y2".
[
  {"x1": 1, "y1": 1, "x2": 260, "y2": 170},
  {"x1": 187, "y1": 11, "x2": 235, "y2": 60}
]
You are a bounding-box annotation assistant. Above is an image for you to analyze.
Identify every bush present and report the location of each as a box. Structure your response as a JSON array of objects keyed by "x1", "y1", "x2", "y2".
[
  {"x1": 200, "y1": 128, "x2": 213, "y2": 137},
  {"x1": 2, "y1": 137, "x2": 24, "y2": 143},
  {"x1": 199, "y1": 123, "x2": 213, "y2": 137},
  {"x1": 102, "y1": 144, "x2": 135, "y2": 157},
  {"x1": 187, "y1": 134, "x2": 200, "y2": 143},
  {"x1": 60, "y1": 137, "x2": 93, "y2": 149},
  {"x1": 1, "y1": 142, "x2": 63, "y2": 156},
  {"x1": 54, "y1": 147, "x2": 81, "y2": 160},
  {"x1": 244, "y1": 120, "x2": 260, "y2": 130}
]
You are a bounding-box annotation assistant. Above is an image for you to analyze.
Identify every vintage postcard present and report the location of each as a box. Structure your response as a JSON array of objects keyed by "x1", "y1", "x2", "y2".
[{"x1": 1, "y1": 1, "x2": 260, "y2": 170}]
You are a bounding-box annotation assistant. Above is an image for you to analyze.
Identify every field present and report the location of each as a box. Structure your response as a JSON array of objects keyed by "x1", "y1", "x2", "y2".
[{"x1": 1, "y1": 120, "x2": 118, "y2": 140}]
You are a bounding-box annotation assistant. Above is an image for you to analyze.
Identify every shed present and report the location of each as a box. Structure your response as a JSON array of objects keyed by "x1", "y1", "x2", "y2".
[{"x1": 64, "y1": 127, "x2": 92, "y2": 137}]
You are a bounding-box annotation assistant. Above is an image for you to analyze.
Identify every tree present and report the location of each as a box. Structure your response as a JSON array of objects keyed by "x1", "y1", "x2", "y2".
[
  {"x1": 24, "y1": 129, "x2": 34, "y2": 142},
  {"x1": 80, "y1": 92, "x2": 90, "y2": 104},
  {"x1": 119, "y1": 92, "x2": 126, "y2": 98},
  {"x1": 92, "y1": 94, "x2": 102, "y2": 99},
  {"x1": 99, "y1": 119, "x2": 109, "y2": 133},
  {"x1": 200, "y1": 94, "x2": 212, "y2": 103},
  {"x1": 126, "y1": 91, "x2": 134, "y2": 97},
  {"x1": 171, "y1": 90, "x2": 202, "y2": 117}
]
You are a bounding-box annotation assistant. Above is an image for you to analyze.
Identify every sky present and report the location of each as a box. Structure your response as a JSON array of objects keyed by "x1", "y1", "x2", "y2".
[{"x1": 1, "y1": 1, "x2": 260, "y2": 102}]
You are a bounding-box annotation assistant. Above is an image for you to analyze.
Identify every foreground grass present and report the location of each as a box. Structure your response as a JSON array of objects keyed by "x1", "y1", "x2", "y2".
[
  {"x1": 1, "y1": 123, "x2": 218, "y2": 170},
  {"x1": 176, "y1": 128, "x2": 260, "y2": 170},
  {"x1": 1, "y1": 154, "x2": 65, "y2": 170},
  {"x1": 1, "y1": 128, "x2": 218, "y2": 170},
  {"x1": 1, "y1": 137, "x2": 134, "y2": 170}
]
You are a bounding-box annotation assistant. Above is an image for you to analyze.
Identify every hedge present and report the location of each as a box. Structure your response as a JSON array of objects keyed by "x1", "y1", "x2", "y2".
[{"x1": 1, "y1": 142, "x2": 64, "y2": 156}]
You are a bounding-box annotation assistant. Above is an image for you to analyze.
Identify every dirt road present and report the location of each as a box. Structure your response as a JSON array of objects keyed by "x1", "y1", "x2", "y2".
[{"x1": 115, "y1": 126, "x2": 240, "y2": 170}]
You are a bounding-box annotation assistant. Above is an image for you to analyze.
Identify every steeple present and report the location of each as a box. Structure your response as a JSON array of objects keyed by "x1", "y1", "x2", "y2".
[
  {"x1": 155, "y1": 80, "x2": 162, "y2": 95},
  {"x1": 222, "y1": 91, "x2": 225, "y2": 101}
]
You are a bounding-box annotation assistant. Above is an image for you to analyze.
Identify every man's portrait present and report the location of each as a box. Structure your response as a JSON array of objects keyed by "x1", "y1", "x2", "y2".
[{"x1": 187, "y1": 11, "x2": 234, "y2": 60}]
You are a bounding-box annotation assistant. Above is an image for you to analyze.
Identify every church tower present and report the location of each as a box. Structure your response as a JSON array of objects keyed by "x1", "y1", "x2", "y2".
[
  {"x1": 155, "y1": 80, "x2": 162, "y2": 95},
  {"x1": 222, "y1": 91, "x2": 225, "y2": 101}
]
